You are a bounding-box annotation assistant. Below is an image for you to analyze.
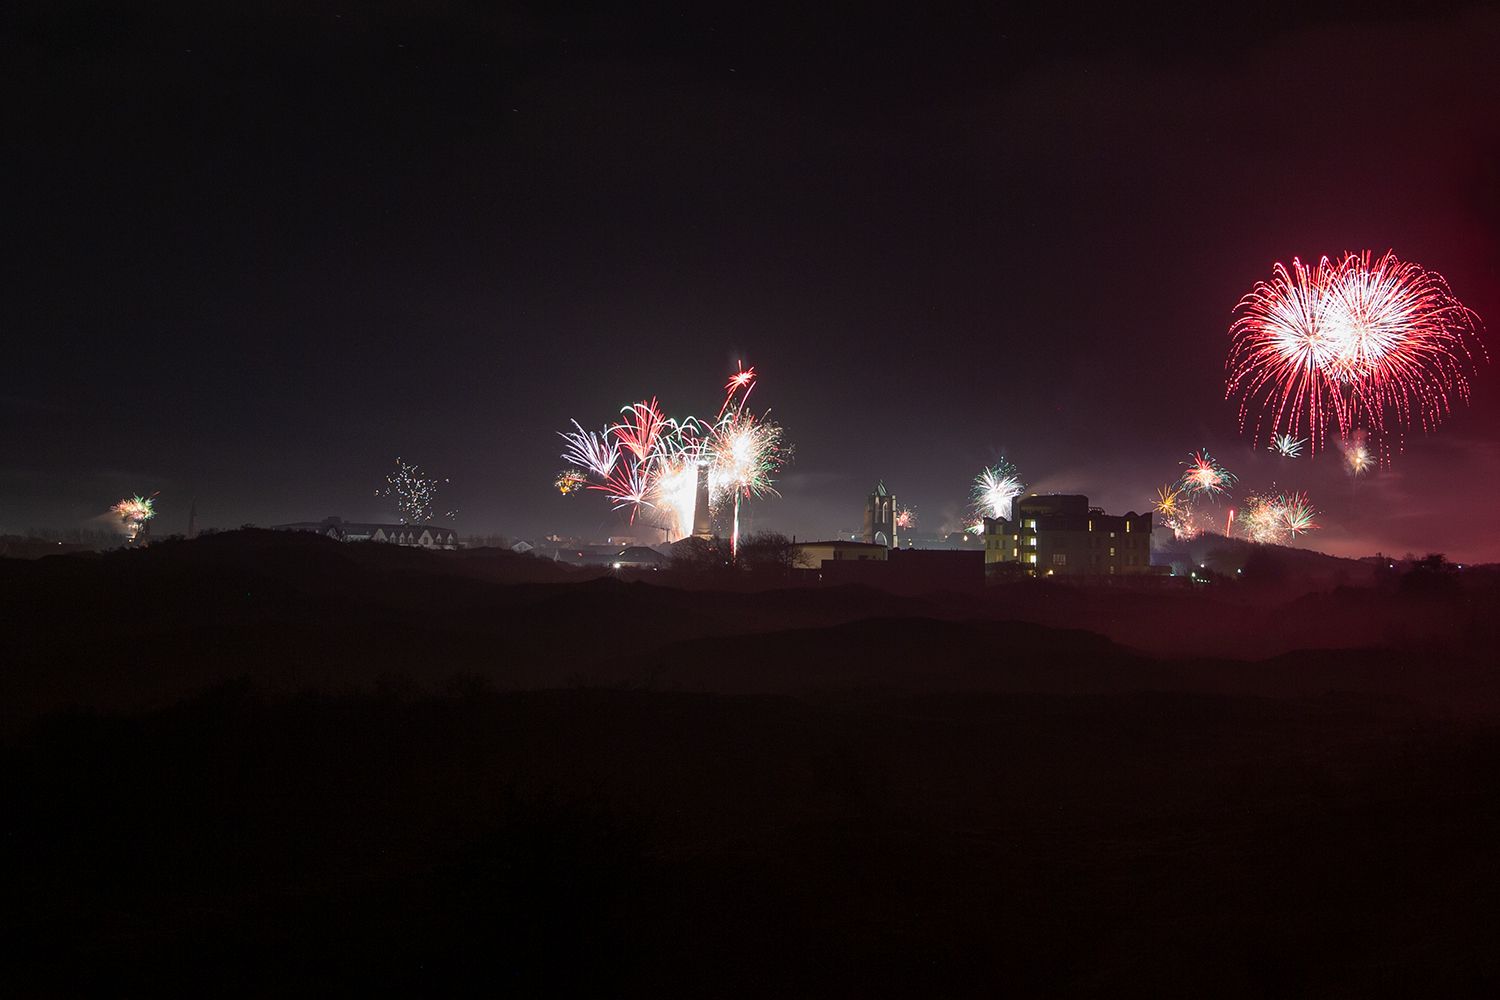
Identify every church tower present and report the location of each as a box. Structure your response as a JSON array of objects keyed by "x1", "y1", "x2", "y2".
[{"x1": 862, "y1": 481, "x2": 896, "y2": 548}]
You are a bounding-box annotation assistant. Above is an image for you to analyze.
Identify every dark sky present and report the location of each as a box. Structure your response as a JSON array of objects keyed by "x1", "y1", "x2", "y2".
[{"x1": 6, "y1": 2, "x2": 1500, "y2": 559}]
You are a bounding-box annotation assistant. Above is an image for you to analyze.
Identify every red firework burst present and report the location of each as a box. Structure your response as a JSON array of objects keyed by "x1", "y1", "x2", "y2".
[{"x1": 1226, "y1": 251, "x2": 1484, "y2": 463}]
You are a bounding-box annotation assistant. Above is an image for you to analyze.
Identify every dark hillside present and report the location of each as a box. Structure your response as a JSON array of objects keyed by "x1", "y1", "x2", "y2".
[{"x1": 4, "y1": 531, "x2": 1500, "y2": 994}]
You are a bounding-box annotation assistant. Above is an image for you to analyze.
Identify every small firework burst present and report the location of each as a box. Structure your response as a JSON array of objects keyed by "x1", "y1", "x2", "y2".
[
  {"x1": 1152, "y1": 484, "x2": 1184, "y2": 518},
  {"x1": 971, "y1": 459, "x2": 1025, "y2": 522},
  {"x1": 1179, "y1": 450, "x2": 1237, "y2": 497},
  {"x1": 113, "y1": 494, "x2": 157, "y2": 542},
  {"x1": 378, "y1": 457, "x2": 450, "y2": 523},
  {"x1": 706, "y1": 413, "x2": 784, "y2": 508},
  {"x1": 1279, "y1": 491, "x2": 1320, "y2": 537},
  {"x1": 555, "y1": 469, "x2": 587, "y2": 496},
  {"x1": 1341, "y1": 432, "x2": 1374, "y2": 476},
  {"x1": 894, "y1": 505, "x2": 916, "y2": 532},
  {"x1": 1233, "y1": 493, "x2": 1285, "y2": 544},
  {"x1": 1269, "y1": 433, "x2": 1307, "y2": 458},
  {"x1": 1231, "y1": 489, "x2": 1321, "y2": 544},
  {"x1": 1152, "y1": 484, "x2": 1199, "y2": 540}
]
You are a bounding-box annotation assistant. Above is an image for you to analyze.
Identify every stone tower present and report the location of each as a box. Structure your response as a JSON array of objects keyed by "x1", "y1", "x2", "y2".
[
  {"x1": 862, "y1": 481, "x2": 896, "y2": 548},
  {"x1": 691, "y1": 460, "x2": 714, "y2": 539}
]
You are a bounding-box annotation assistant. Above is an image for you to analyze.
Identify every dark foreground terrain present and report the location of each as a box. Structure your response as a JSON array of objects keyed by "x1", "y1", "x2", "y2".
[{"x1": 5, "y1": 532, "x2": 1500, "y2": 995}]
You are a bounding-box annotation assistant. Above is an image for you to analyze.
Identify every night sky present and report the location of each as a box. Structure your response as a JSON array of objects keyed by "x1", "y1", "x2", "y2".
[{"x1": 7, "y1": 2, "x2": 1499, "y2": 559}]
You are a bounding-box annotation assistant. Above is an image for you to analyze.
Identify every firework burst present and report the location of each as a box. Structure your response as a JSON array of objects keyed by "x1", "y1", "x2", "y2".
[
  {"x1": 647, "y1": 457, "x2": 701, "y2": 541},
  {"x1": 555, "y1": 469, "x2": 587, "y2": 496},
  {"x1": 1279, "y1": 491, "x2": 1319, "y2": 537},
  {"x1": 894, "y1": 506, "x2": 916, "y2": 532},
  {"x1": 1233, "y1": 493, "x2": 1284, "y2": 544},
  {"x1": 971, "y1": 459, "x2": 1026, "y2": 523},
  {"x1": 707, "y1": 410, "x2": 785, "y2": 556},
  {"x1": 1151, "y1": 483, "x2": 1200, "y2": 540},
  {"x1": 556, "y1": 365, "x2": 787, "y2": 549},
  {"x1": 721, "y1": 364, "x2": 757, "y2": 412},
  {"x1": 1232, "y1": 490, "x2": 1320, "y2": 544},
  {"x1": 112, "y1": 494, "x2": 157, "y2": 542},
  {"x1": 1179, "y1": 450, "x2": 1237, "y2": 497},
  {"x1": 1228, "y1": 251, "x2": 1484, "y2": 463},
  {"x1": 379, "y1": 458, "x2": 451, "y2": 523},
  {"x1": 1341, "y1": 432, "x2": 1374, "y2": 476},
  {"x1": 1269, "y1": 433, "x2": 1306, "y2": 458},
  {"x1": 559, "y1": 421, "x2": 619, "y2": 479}
]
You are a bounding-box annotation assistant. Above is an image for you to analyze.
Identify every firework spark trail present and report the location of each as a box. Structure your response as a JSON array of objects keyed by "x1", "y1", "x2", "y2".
[
  {"x1": 1228, "y1": 251, "x2": 1485, "y2": 463},
  {"x1": 594, "y1": 461, "x2": 655, "y2": 516},
  {"x1": 559, "y1": 421, "x2": 619, "y2": 479},
  {"x1": 895, "y1": 506, "x2": 916, "y2": 532},
  {"x1": 611, "y1": 399, "x2": 670, "y2": 463},
  {"x1": 718, "y1": 363, "x2": 757, "y2": 419},
  {"x1": 1179, "y1": 450, "x2": 1237, "y2": 497},
  {"x1": 379, "y1": 458, "x2": 450, "y2": 523},
  {"x1": 971, "y1": 460, "x2": 1025, "y2": 522}
]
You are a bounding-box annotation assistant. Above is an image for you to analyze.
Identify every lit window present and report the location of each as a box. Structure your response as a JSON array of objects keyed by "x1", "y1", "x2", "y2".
[
  {"x1": 1088, "y1": 520, "x2": 1093, "y2": 531},
  {"x1": 1053, "y1": 553, "x2": 1067, "y2": 566},
  {"x1": 1109, "y1": 547, "x2": 1116, "y2": 557},
  {"x1": 1125, "y1": 521, "x2": 1131, "y2": 533}
]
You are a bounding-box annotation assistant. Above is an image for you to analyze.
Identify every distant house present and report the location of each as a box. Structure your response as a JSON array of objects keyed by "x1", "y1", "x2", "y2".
[
  {"x1": 273, "y1": 516, "x2": 459, "y2": 550},
  {"x1": 549, "y1": 546, "x2": 615, "y2": 566},
  {"x1": 611, "y1": 546, "x2": 667, "y2": 570}
]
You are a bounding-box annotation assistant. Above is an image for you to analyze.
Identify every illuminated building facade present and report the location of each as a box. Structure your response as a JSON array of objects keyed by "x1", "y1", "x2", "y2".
[
  {"x1": 983, "y1": 494, "x2": 1152, "y2": 575},
  {"x1": 792, "y1": 539, "x2": 889, "y2": 570},
  {"x1": 274, "y1": 516, "x2": 459, "y2": 550}
]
